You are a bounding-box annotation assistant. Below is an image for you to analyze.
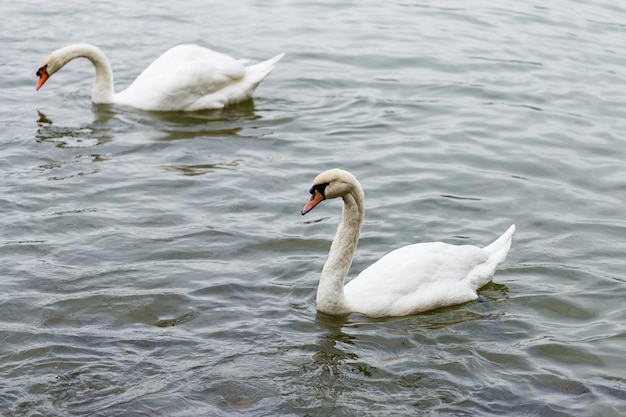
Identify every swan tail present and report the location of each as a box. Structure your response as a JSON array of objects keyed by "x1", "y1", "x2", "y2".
[
  {"x1": 244, "y1": 53, "x2": 285, "y2": 89},
  {"x1": 482, "y1": 224, "x2": 516, "y2": 261},
  {"x1": 467, "y1": 224, "x2": 516, "y2": 290}
]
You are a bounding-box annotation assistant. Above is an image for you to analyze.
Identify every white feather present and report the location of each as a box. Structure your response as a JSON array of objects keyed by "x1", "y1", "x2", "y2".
[
  {"x1": 37, "y1": 43, "x2": 284, "y2": 111},
  {"x1": 302, "y1": 168, "x2": 515, "y2": 318}
]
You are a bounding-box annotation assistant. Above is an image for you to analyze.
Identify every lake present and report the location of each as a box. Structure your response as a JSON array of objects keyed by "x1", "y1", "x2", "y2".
[{"x1": 1, "y1": 0, "x2": 625, "y2": 415}]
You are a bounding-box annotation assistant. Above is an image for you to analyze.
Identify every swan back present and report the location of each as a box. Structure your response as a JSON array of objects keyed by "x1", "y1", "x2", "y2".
[
  {"x1": 115, "y1": 45, "x2": 284, "y2": 111},
  {"x1": 127, "y1": 44, "x2": 244, "y2": 82}
]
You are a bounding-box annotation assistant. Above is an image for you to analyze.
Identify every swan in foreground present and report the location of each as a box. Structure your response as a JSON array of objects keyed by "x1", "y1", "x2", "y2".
[
  {"x1": 35, "y1": 43, "x2": 284, "y2": 111},
  {"x1": 301, "y1": 168, "x2": 515, "y2": 317}
]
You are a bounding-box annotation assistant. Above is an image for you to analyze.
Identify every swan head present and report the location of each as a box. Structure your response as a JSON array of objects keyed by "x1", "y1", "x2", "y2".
[
  {"x1": 36, "y1": 44, "x2": 105, "y2": 91},
  {"x1": 301, "y1": 168, "x2": 361, "y2": 215},
  {"x1": 36, "y1": 64, "x2": 50, "y2": 90},
  {"x1": 36, "y1": 51, "x2": 65, "y2": 90}
]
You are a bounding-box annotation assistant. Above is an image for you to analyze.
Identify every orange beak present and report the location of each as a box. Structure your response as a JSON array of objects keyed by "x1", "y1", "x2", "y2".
[
  {"x1": 301, "y1": 189, "x2": 325, "y2": 215},
  {"x1": 36, "y1": 66, "x2": 49, "y2": 91}
]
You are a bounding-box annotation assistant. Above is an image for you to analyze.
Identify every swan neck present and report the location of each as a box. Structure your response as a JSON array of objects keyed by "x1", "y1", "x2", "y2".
[
  {"x1": 316, "y1": 187, "x2": 364, "y2": 315},
  {"x1": 52, "y1": 44, "x2": 115, "y2": 103}
]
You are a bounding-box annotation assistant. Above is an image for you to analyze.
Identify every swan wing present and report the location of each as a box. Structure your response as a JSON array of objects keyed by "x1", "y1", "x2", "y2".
[
  {"x1": 344, "y1": 242, "x2": 492, "y2": 317},
  {"x1": 130, "y1": 44, "x2": 245, "y2": 82},
  {"x1": 116, "y1": 45, "x2": 248, "y2": 110}
]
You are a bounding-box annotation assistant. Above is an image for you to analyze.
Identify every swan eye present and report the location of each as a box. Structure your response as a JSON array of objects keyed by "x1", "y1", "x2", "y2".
[
  {"x1": 36, "y1": 65, "x2": 48, "y2": 77},
  {"x1": 310, "y1": 182, "x2": 329, "y2": 198}
]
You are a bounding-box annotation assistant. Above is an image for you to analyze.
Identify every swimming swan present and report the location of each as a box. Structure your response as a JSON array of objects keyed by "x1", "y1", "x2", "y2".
[
  {"x1": 36, "y1": 43, "x2": 284, "y2": 111},
  {"x1": 301, "y1": 168, "x2": 515, "y2": 317}
]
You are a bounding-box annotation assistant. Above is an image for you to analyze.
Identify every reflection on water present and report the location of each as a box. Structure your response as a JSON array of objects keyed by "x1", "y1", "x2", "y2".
[
  {"x1": 36, "y1": 110, "x2": 53, "y2": 124},
  {"x1": 163, "y1": 160, "x2": 241, "y2": 176},
  {"x1": 147, "y1": 101, "x2": 263, "y2": 142},
  {"x1": 95, "y1": 100, "x2": 263, "y2": 142},
  {"x1": 131, "y1": 99, "x2": 259, "y2": 125},
  {"x1": 37, "y1": 98, "x2": 261, "y2": 148},
  {"x1": 35, "y1": 111, "x2": 114, "y2": 149},
  {"x1": 313, "y1": 313, "x2": 358, "y2": 366}
]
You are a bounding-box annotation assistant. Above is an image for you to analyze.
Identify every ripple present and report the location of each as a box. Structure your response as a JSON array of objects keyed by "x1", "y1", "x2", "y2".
[{"x1": 3, "y1": 0, "x2": 626, "y2": 415}]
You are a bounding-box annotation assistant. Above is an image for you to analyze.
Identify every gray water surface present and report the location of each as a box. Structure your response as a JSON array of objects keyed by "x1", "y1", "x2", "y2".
[{"x1": 2, "y1": 0, "x2": 626, "y2": 415}]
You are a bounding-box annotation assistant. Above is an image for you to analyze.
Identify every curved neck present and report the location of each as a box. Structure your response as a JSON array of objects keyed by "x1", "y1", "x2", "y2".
[
  {"x1": 52, "y1": 44, "x2": 115, "y2": 103},
  {"x1": 316, "y1": 187, "x2": 365, "y2": 315}
]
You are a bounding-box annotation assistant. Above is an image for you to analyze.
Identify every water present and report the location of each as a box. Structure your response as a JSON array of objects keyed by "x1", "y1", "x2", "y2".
[{"x1": 2, "y1": 0, "x2": 626, "y2": 415}]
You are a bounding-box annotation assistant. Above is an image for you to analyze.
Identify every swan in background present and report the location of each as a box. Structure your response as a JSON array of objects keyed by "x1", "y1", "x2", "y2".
[
  {"x1": 35, "y1": 43, "x2": 284, "y2": 111},
  {"x1": 301, "y1": 168, "x2": 515, "y2": 317}
]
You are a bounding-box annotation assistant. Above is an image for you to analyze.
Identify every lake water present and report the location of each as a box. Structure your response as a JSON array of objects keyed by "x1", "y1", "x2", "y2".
[{"x1": 1, "y1": 0, "x2": 626, "y2": 415}]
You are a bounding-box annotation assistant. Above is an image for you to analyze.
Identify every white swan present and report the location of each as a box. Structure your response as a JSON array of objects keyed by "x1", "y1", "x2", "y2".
[
  {"x1": 35, "y1": 43, "x2": 284, "y2": 111},
  {"x1": 301, "y1": 168, "x2": 515, "y2": 317}
]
